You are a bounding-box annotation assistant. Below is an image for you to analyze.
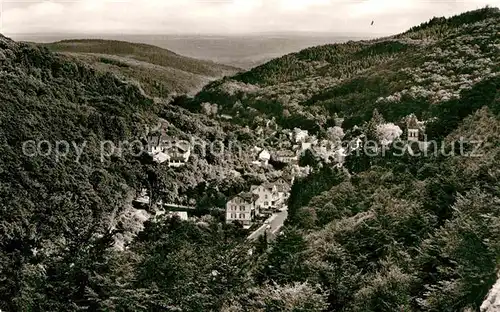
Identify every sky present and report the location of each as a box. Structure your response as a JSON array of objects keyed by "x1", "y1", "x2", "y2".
[{"x1": 1, "y1": 0, "x2": 499, "y2": 35}]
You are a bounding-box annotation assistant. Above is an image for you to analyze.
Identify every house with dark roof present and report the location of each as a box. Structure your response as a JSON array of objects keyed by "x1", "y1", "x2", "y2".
[
  {"x1": 165, "y1": 142, "x2": 191, "y2": 167},
  {"x1": 273, "y1": 177, "x2": 292, "y2": 195},
  {"x1": 147, "y1": 136, "x2": 191, "y2": 167},
  {"x1": 273, "y1": 150, "x2": 299, "y2": 164}
]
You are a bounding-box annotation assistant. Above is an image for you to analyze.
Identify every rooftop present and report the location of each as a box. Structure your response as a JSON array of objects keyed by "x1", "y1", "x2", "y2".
[
  {"x1": 407, "y1": 114, "x2": 420, "y2": 129},
  {"x1": 274, "y1": 150, "x2": 297, "y2": 157},
  {"x1": 237, "y1": 192, "x2": 259, "y2": 203}
]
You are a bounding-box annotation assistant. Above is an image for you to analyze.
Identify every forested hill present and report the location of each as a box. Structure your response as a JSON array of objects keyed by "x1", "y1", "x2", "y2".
[
  {"x1": 40, "y1": 39, "x2": 241, "y2": 97},
  {"x1": 0, "y1": 34, "x2": 258, "y2": 311},
  {"x1": 190, "y1": 7, "x2": 500, "y2": 132},
  {"x1": 0, "y1": 33, "x2": 155, "y2": 309}
]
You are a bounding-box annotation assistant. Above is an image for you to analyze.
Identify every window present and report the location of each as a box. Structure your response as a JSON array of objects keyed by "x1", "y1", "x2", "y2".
[
  {"x1": 231, "y1": 213, "x2": 236, "y2": 219},
  {"x1": 240, "y1": 205, "x2": 245, "y2": 211},
  {"x1": 239, "y1": 214, "x2": 245, "y2": 219},
  {"x1": 264, "y1": 202, "x2": 269, "y2": 206},
  {"x1": 265, "y1": 195, "x2": 268, "y2": 199}
]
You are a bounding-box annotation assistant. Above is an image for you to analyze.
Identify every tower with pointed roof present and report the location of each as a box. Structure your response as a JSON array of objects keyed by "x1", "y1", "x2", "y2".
[{"x1": 407, "y1": 114, "x2": 420, "y2": 142}]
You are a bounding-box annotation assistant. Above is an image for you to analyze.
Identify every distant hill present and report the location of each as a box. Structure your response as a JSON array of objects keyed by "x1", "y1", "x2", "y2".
[
  {"x1": 12, "y1": 33, "x2": 369, "y2": 69},
  {"x1": 191, "y1": 7, "x2": 500, "y2": 132},
  {"x1": 40, "y1": 39, "x2": 241, "y2": 97}
]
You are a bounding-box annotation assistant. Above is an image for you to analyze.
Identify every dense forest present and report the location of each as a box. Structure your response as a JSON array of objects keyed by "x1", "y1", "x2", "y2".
[
  {"x1": 1, "y1": 7, "x2": 500, "y2": 312},
  {"x1": 189, "y1": 7, "x2": 500, "y2": 132},
  {"x1": 0, "y1": 34, "x2": 263, "y2": 311}
]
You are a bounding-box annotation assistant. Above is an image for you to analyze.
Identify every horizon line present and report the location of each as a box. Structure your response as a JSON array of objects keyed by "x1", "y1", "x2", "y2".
[{"x1": 3, "y1": 31, "x2": 389, "y2": 37}]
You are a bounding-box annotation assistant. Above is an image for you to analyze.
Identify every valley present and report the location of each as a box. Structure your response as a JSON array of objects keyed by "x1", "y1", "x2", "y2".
[{"x1": 1, "y1": 7, "x2": 500, "y2": 312}]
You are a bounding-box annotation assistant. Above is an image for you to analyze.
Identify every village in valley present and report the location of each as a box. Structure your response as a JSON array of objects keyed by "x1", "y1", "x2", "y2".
[
  {"x1": 132, "y1": 112, "x2": 427, "y2": 239},
  {"x1": 5, "y1": 8, "x2": 498, "y2": 310}
]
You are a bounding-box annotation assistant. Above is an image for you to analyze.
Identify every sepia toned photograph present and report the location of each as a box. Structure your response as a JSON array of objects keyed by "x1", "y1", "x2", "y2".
[{"x1": 1, "y1": 0, "x2": 500, "y2": 311}]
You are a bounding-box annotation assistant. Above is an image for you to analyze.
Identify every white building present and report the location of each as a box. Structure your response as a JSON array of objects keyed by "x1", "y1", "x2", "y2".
[
  {"x1": 220, "y1": 114, "x2": 233, "y2": 120},
  {"x1": 257, "y1": 149, "x2": 271, "y2": 166},
  {"x1": 166, "y1": 211, "x2": 189, "y2": 221},
  {"x1": 293, "y1": 128, "x2": 309, "y2": 143},
  {"x1": 135, "y1": 188, "x2": 150, "y2": 205},
  {"x1": 226, "y1": 192, "x2": 259, "y2": 226},
  {"x1": 148, "y1": 136, "x2": 191, "y2": 167},
  {"x1": 133, "y1": 189, "x2": 167, "y2": 210},
  {"x1": 251, "y1": 183, "x2": 280, "y2": 213},
  {"x1": 301, "y1": 142, "x2": 313, "y2": 152},
  {"x1": 152, "y1": 152, "x2": 170, "y2": 164},
  {"x1": 335, "y1": 147, "x2": 347, "y2": 165}
]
